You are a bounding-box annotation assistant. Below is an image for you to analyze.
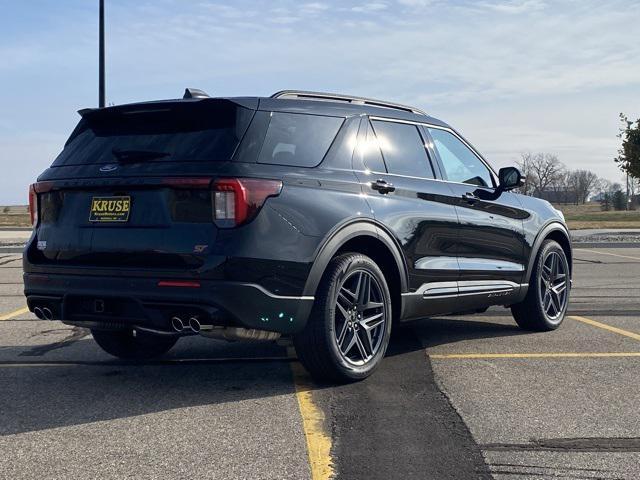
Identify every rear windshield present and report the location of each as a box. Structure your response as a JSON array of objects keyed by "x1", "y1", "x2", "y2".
[
  {"x1": 257, "y1": 112, "x2": 344, "y2": 167},
  {"x1": 52, "y1": 100, "x2": 254, "y2": 166}
]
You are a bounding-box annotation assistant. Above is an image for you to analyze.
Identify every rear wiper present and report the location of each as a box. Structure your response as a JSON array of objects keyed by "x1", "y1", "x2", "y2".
[{"x1": 112, "y1": 148, "x2": 170, "y2": 163}]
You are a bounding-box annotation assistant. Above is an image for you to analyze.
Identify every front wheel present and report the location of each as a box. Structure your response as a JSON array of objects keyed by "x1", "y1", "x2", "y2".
[
  {"x1": 91, "y1": 329, "x2": 178, "y2": 360},
  {"x1": 512, "y1": 239, "x2": 570, "y2": 331},
  {"x1": 294, "y1": 253, "x2": 392, "y2": 383}
]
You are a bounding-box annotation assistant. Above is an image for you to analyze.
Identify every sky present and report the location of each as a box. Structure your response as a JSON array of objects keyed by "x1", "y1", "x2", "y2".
[{"x1": 0, "y1": 0, "x2": 639, "y2": 204}]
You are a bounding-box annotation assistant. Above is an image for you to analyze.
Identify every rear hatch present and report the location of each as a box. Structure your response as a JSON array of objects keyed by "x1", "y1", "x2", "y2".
[{"x1": 30, "y1": 98, "x2": 257, "y2": 271}]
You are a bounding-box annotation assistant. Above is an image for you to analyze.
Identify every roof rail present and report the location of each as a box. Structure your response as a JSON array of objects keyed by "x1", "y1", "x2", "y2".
[{"x1": 270, "y1": 90, "x2": 427, "y2": 116}]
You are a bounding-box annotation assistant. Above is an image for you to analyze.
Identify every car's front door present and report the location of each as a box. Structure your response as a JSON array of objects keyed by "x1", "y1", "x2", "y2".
[{"x1": 424, "y1": 126, "x2": 529, "y2": 308}]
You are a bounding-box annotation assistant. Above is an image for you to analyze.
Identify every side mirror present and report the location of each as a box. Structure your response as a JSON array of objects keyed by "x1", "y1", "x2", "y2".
[{"x1": 498, "y1": 167, "x2": 524, "y2": 191}]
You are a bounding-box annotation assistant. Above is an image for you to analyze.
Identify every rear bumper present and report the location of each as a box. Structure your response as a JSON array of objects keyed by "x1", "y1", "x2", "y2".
[{"x1": 23, "y1": 273, "x2": 314, "y2": 335}]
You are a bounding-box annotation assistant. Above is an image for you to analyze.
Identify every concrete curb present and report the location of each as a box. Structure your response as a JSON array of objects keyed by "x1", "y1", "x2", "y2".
[{"x1": 572, "y1": 243, "x2": 640, "y2": 249}]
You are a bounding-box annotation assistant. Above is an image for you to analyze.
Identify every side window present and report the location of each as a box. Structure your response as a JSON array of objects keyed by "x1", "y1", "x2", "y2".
[
  {"x1": 359, "y1": 121, "x2": 386, "y2": 172},
  {"x1": 427, "y1": 128, "x2": 494, "y2": 187},
  {"x1": 371, "y1": 120, "x2": 434, "y2": 178},
  {"x1": 258, "y1": 112, "x2": 344, "y2": 167}
]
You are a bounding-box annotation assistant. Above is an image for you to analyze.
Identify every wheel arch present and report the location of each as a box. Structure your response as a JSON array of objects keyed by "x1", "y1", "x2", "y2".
[
  {"x1": 524, "y1": 221, "x2": 573, "y2": 285},
  {"x1": 303, "y1": 220, "x2": 409, "y2": 320}
]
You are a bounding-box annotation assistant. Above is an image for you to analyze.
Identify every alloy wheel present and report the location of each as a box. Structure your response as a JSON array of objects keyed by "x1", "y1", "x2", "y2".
[
  {"x1": 539, "y1": 251, "x2": 569, "y2": 321},
  {"x1": 333, "y1": 270, "x2": 387, "y2": 366}
]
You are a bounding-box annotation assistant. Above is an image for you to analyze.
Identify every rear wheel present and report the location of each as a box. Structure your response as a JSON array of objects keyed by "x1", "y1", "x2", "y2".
[
  {"x1": 294, "y1": 253, "x2": 392, "y2": 383},
  {"x1": 512, "y1": 239, "x2": 570, "y2": 331},
  {"x1": 91, "y1": 329, "x2": 178, "y2": 360}
]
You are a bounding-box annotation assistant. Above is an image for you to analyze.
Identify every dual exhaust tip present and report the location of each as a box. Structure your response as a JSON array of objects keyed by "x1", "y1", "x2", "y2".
[
  {"x1": 33, "y1": 306, "x2": 53, "y2": 320},
  {"x1": 34, "y1": 307, "x2": 201, "y2": 334},
  {"x1": 171, "y1": 316, "x2": 201, "y2": 334}
]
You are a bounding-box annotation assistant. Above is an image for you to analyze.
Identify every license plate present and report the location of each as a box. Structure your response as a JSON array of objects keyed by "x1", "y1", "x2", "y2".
[{"x1": 89, "y1": 196, "x2": 131, "y2": 222}]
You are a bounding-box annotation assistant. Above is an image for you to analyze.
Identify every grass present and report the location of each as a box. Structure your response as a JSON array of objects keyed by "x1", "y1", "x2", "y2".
[
  {"x1": 554, "y1": 203, "x2": 640, "y2": 230},
  {"x1": 0, "y1": 206, "x2": 31, "y2": 227},
  {"x1": 0, "y1": 214, "x2": 31, "y2": 227}
]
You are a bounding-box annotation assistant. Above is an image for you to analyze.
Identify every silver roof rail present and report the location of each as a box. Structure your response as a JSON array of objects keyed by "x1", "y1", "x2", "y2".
[{"x1": 270, "y1": 90, "x2": 427, "y2": 116}]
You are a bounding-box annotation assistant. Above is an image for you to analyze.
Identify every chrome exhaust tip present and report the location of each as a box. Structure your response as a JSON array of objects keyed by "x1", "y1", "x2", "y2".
[
  {"x1": 171, "y1": 316, "x2": 184, "y2": 332},
  {"x1": 33, "y1": 307, "x2": 44, "y2": 320},
  {"x1": 41, "y1": 307, "x2": 53, "y2": 320},
  {"x1": 188, "y1": 317, "x2": 201, "y2": 333}
]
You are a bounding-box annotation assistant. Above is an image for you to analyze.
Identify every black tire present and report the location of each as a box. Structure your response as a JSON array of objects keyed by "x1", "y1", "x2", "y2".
[
  {"x1": 512, "y1": 240, "x2": 570, "y2": 331},
  {"x1": 91, "y1": 329, "x2": 178, "y2": 360},
  {"x1": 294, "y1": 253, "x2": 393, "y2": 383}
]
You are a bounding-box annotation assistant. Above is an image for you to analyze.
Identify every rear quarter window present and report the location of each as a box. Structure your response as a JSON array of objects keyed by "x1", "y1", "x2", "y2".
[{"x1": 257, "y1": 112, "x2": 344, "y2": 167}]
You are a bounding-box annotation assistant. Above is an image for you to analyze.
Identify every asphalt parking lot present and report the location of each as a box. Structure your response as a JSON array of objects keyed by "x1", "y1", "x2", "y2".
[{"x1": 0, "y1": 247, "x2": 638, "y2": 480}]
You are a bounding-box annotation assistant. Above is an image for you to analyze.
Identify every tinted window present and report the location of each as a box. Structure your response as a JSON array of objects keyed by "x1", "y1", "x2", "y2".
[
  {"x1": 53, "y1": 100, "x2": 254, "y2": 166},
  {"x1": 360, "y1": 121, "x2": 386, "y2": 172},
  {"x1": 371, "y1": 120, "x2": 434, "y2": 178},
  {"x1": 258, "y1": 112, "x2": 344, "y2": 167},
  {"x1": 428, "y1": 128, "x2": 493, "y2": 187}
]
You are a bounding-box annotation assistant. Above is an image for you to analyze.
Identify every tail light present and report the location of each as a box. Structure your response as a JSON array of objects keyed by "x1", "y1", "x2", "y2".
[
  {"x1": 28, "y1": 182, "x2": 55, "y2": 226},
  {"x1": 28, "y1": 184, "x2": 38, "y2": 226},
  {"x1": 212, "y1": 178, "x2": 282, "y2": 228},
  {"x1": 163, "y1": 177, "x2": 282, "y2": 228}
]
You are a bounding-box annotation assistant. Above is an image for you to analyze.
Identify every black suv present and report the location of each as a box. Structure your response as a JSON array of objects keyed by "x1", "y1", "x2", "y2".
[{"x1": 24, "y1": 89, "x2": 572, "y2": 382}]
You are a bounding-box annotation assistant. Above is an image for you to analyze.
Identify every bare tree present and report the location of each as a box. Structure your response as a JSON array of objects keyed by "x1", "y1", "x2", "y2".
[
  {"x1": 594, "y1": 178, "x2": 611, "y2": 199},
  {"x1": 517, "y1": 152, "x2": 604, "y2": 205},
  {"x1": 516, "y1": 153, "x2": 535, "y2": 195},
  {"x1": 529, "y1": 153, "x2": 564, "y2": 195},
  {"x1": 568, "y1": 170, "x2": 599, "y2": 204},
  {"x1": 549, "y1": 169, "x2": 570, "y2": 203},
  {"x1": 567, "y1": 171, "x2": 579, "y2": 205},
  {"x1": 519, "y1": 153, "x2": 565, "y2": 196}
]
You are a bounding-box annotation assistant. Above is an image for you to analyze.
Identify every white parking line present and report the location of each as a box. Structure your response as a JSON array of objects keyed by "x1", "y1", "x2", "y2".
[{"x1": 574, "y1": 248, "x2": 640, "y2": 262}]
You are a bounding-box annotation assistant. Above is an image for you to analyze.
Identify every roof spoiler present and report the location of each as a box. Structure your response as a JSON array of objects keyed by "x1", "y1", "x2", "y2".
[{"x1": 76, "y1": 92, "x2": 259, "y2": 118}]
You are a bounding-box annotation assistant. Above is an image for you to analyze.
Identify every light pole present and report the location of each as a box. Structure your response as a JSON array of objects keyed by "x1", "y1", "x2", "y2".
[
  {"x1": 99, "y1": 0, "x2": 105, "y2": 108},
  {"x1": 626, "y1": 170, "x2": 630, "y2": 211}
]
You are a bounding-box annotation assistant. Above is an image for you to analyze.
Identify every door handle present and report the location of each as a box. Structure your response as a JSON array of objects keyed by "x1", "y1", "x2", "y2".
[
  {"x1": 462, "y1": 192, "x2": 478, "y2": 204},
  {"x1": 371, "y1": 179, "x2": 395, "y2": 194}
]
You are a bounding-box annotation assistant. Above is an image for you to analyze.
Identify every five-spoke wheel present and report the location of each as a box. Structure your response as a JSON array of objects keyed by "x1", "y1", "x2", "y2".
[
  {"x1": 334, "y1": 270, "x2": 387, "y2": 366},
  {"x1": 512, "y1": 239, "x2": 570, "y2": 331},
  {"x1": 539, "y1": 250, "x2": 569, "y2": 322},
  {"x1": 294, "y1": 253, "x2": 392, "y2": 382}
]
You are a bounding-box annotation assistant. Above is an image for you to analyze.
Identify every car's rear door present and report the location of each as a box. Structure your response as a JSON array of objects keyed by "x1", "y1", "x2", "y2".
[
  {"x1": 423, "y1": 126, "x2": 528, "y2": 307},
  {"x1": 352, "y1": 117, "x2": 460, "y2": 319}
]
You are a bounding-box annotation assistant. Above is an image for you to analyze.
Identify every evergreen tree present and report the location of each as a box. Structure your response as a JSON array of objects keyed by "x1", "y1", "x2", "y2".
[
  {"x1": 613, "y1": 190, "x2": 626, "y2": 211},
  {"x1": 615, "y1": 113, "x2": 640, "y2": 178}
]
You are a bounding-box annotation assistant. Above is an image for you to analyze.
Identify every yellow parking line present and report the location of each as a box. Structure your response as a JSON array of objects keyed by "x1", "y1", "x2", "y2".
[
  {"x1": 289, "y1": 349, "x2": 334, "y2": 480},
  {"x1": 0, "y1": 306, "x2": 29, "y2": 321},
  {"x1": 574, "y1": 248, "x2": 640, "y2": 262},
  {"x1": 429, "y1": 352, "x2": 640, "y2": 359},
  {"x1": 570, "y1": 315, "x2": 640, "y2": 341}
]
